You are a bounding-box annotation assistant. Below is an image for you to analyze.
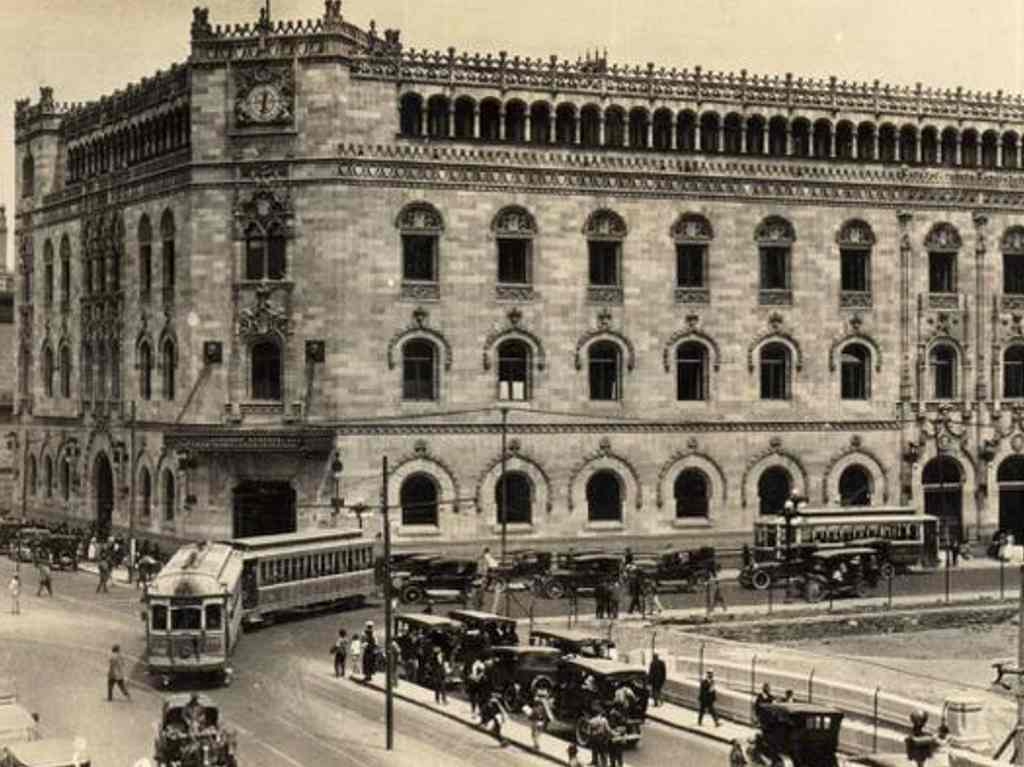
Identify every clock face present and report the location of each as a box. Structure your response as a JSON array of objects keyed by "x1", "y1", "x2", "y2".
[{"x1": 244, "y1": 83, "x2": 285, "y2": 123}]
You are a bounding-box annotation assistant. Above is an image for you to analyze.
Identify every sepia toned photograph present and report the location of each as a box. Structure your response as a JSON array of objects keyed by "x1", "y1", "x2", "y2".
[{"x1": 4, "y1": 1, "x2": 1024, "y2": 765}]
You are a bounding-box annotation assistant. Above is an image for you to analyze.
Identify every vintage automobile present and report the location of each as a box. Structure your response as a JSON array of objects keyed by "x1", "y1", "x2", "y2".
[
  {"x1": 740, "y1": 702, "x2": 844, "y2": 767},
  {"x1": 739, "y1": 545, "x2": 818, "y2": 590},
  {"x1": 397, "y1": 558, "x2": 479, "y2": 604},
  {"x1": 529, "y1": 628, "x2": 617, "y2": 660},
  {"x1": 541, "y1": 554, "x2": 622, "y2": 599},
  {"x1": 393, "y1": 613, "x2": 465, "y2": 684},
  {"x1": 1, "y1": 739, "x2": 91, "y2": 767},
  {"x1": 488, "y1": 549, "x2": 553, "y2": 591},
  {"x1": 634, "y1": 546, "x2": 719, "y2": 593},
  {"x1": 8, "y1": 528, "x2": 51, "y2": 564},
  {"x1": 800, "y1": 548, "x2": 882, "y2": 602},
  {"x1": 0, "y1": 700, "x2": 40, "y2": 743},
  {"x1": 550, "y1": 657, "x2": 648, "y2": 747},
  {"x1": 39, "y1": 535, "x2": 80, "y2": 571},
  {"x1": 153, "y1": 694, "x2": 237, "y2": 767},
  {"x1": 480, "y1": 645, "x2": 565, "y2": 708},
  {"x1": 0, "y1": 521, "x2": 25, "y2": 551}
]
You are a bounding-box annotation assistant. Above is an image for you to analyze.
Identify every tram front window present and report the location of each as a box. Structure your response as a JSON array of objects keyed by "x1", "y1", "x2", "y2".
[
  {"x1": 205, "y1": 604, "x2": 223, "y2": 631},
  {"x1": 171, "y1": 607, "x2": 202, "y2": 631},
  {"x1": 152, "y1": 604, "x2": 168, "y2": 631}
]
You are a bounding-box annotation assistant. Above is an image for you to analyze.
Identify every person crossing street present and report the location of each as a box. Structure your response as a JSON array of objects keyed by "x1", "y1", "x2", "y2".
[
  {"x1": 36, "y1": 560, "x2": 53, "y2": 597},
  {"x1": 8, "y1": 574, "x2": 20, "y2": 615},
  {"x1": 330, "y1": 629, "x2": 348, "y2": 678},
  {"x1": 698, "y1": 669, "x2": 721, "y2": 727},
  {"x1": 106, "y1": 644, "x2": 131, "y2": 701}
]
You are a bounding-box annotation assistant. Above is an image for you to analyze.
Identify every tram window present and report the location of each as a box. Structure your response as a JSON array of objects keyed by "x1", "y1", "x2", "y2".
[
  {"x1": 171, "y1": 607, "x2": 202, "y2": 630},
  {"x1": 909, "y1": 524, "x2": 918, "y2": 538},
  {"x1": 152, "y1": 604, "x2": 168, "y2": 630},
  {"x1": 260, "y1": 562, "x2": 268, "y2": 583},
  {"x1": 205, "y1": 604, "x2": 223, "y2": 631}
]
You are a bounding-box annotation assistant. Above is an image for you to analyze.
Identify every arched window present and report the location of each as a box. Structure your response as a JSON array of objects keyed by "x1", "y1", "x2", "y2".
[
  {"x1": 700, "y1": 113, "x2": 720, "y2": 153},
  {"x1": 746, "y1": 115, "x2": 766, "y2": 155},
  {"x1": 652, "y1": 109, "x2": 673, "y2": 151},
  {"x1": 840, "y1": 343, "x2": 871, "y2": 400},
  {"x1": 1003, "y1": 226, "x2": 1024, "y2": 296},
  {"x1": 427, "y1": 95, "x2": 450, "y2": 138},
  {"x1": 245, "y1": 221, "x2": 287, "y2": 281},
  {"x1": 139, "y1": 342, "x2": 152, "y2": 401},
  {"x1": 59, "y1": 345, "x2": 71, "y2": 399},
  {"x1": 161, "y1": 210, "x2": 176, "y2": 306},
  {"x1": 838, "y1": 219, "x2": 874, "y2": 299},
  {"x1": 723, "y1": 114, "x2": 743, "y2": 154},
  {"x1": 110, "y1": 341, "x2": 120, "y2": 401},
  {"x1": 555, "y1": 104, "x2": 576, "y2": 144},
  {"x1": 42, "y1": 345, "x2": 54, "y2": 398},
  {"x1": 43, "y1": 240, "x2": 54, "y2": 307},
  {"x1": 1006, "y1": 345, "x2": 1024, "y2": 398},
  {"x1": 629, "y1": 108, "x2": 649, "y2": 149},
  {"x1": 400, "y1": 473, "x2": 438, "y2": 526},
  {"x1": 61, "y1": 457, "x2": 71, "y2": 502},
  {"x1": 813, "y1": 120, "x2": 832, "y2": 159},
  {"x1": 399, "y1": 93, "x2": 423, "y2": 137},
  {"x1": 675, "y1": 469, "x2": 709, "y2": 518},
  {"x1": 673, "y1": 213, "x2": 712, "y2": 293},
  {"x1": 529, "y1": 103, "x2": 552, "y2": 145},
  {"x1": 926, "y1": 223, "x2": 960, "y2": 294},
  {"x1": 961, "y1": 130, "x2": 979, "y2": 167},
  {"x1": 588, "y1": 341, "x2": 621, "y2": 401},
  {"x1": 923, "y1": 456, "x2": 963, "y2": 543},
  {"x1": 857, "y1": 123, "x2": 876, "y2": 161},
  {"x1": 756, "y1": 216, "x2": 795, "y2": 302},
  {"x1": 921, "y1": 127, "x2": 939, "y2": 164},
  {"x1": 1004, "y1": 132, "x2": 1021, "y2": 169},
  {"x1": 878, "y1": 124, "x2": 897, "y2": 162},
  {"x1": 941, "y1": 129, "x2": 958, "y2": 167},
  {"x1": 397, "y1": 203, "x2": 444, "y2": 286},
  {"x1": 760, "y1": 343, "x2": 791, "y2": 400},
  {"x1": 479, "y1": 99, "x2": 501, "y2": 141},
  {"x1": 604, "y1": 107, "x2": 625, "y2": 148},
  {"x1": 21, "y1": 153, "x2": 34, "y2": 198},
  {"x1": 497, "y1": 340, "x2": 530, "y2": 401},
  {"x1": 251, "y1": 341, "x2": 282, "y2": 400},
  {"x1": 505, "y1": 101, "x2": 527, "y2": 142},
  {"x1": 139, "y1": 467, "x2": 152, "y2": 519},
  {"x1": 81, "y1": 343, "x2": 93, "y2": 402},
  {"x1": 586, "y1": 471, "x2": 622, "y2": 522},
  {"x1": 768, "y1": 117, "x2": 787, "y2": 156},
  {"x1": 496, "y1": 472, "x2": 532, "y2": 525},
  {"x1": 59, "y1": 236, "x2": 71, "y2": 310},
  {"x1": 162, "y1": 469, "x2": 176, "y2": 522},
  {"x1": 96, "y1": 343, "x2": 107, "y2": 401},
  {"x1": 493, "y1": 206, "x2": 536, "y2": 286},
  {"x1": 982, "y1": 131, "x2": 999, "y2": 168},
  {"x1": 676, "y1": 342, "x2": 708, "y2": 401},
  {"x1": 791, "y1": 119, "x2": 810, "y2": 157},
  {"x1": 758, "y1": 466, "x2": 791, "y2": 515},
  {"x1": 162, "y1": 339, "x2": 176, "y2": 401},
  {"x1": 838, "y1": 465, "x2": 872, "y2": 506},
  {"x1": 930, "y1": 344, "x2": 957, "y2": 400},
  {"x1": 28, "y1": 455, "x2": 37, "y2": 496},
  {"x1": 677, "y1": 112, "x2": 697, "y2": 151},
  {"x1": 453, "y1": 97, "x2": 475, "y2": 139},
  {"x1": 44, "y1": 455, "x2": 53, "y2": 497},
  {"x1": 898, "y1": 125, "x2": 917, "y2": 163},
  {"x1": 580, "y1": 105, "x2": 601, "y2": 147},
  {"x1": 138, "y1": 214, "x2": 152, "y2": 300},
  {"x1": 402, "y1": 339, "x2": 437, "y2": 401},
  {"x1": 585, "y1": 209, "x2": 627, "y2": 290}
]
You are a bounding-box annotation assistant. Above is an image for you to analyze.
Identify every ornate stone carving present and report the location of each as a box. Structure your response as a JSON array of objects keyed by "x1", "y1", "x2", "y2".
[
  {"x1": 836, "y1": 218, "x2": 876, "y2": 247},
  {"x1": 386, "y1": 307, "x2": 453, "y2": 371},
  {"x1": 740, "y1": 439, "x2": 810, "y2": 508},
  {"x1": 232, "y1": 181, "x2": 294, "y2": 240},
  {"x1": 655, "y1": 446, "x2": 728, "y2": 509},
  {"x1": 928, "y1": 293, "x2": 960, "y2": 310},
  {"x1": 840, "y1": 291, "x2": 873, "y2": 308},
  {"x1": 754, "y1": 216, "x2": 796, "y2": 244},
  {"x1": 587, "y1": 286, "x2": 624, "y2": 304},
  {"x1": 491, "y1": 205, "x2": 538, "y2": 236},
  {"x1": 821, "y1": 443, "x2": 890, "y2": 503},
  {"x1": 567, "y1": 437, "x2": 642, "y2": 512},
  {"x1": 747, "y1": 315, "x2": 803, "y2": 372},
  {"x1": 670, "y1": 213, "x2": 713, "y2": 242},
  {"x1": 829, "y1": 315, "x2": 883, "y2": 373},
  {"x1": 482, "y1": 309, "x2": 546, "y2": 371},
  {"x1": 662, "y1": 316, "x2": 721, "y2": 373},
  {"x1": 758, "y1": 289, "x2": 793, "y2": 306},
  {"x1": 234, "y1": 65, "x2": 295, "y2": 128},
  {"x1": 396, "y1": 201, "x2": 445, "y2": 233},
  {"x1": 582, "y1": 209, "x2": 627, "y2": 239},
  {"x1": 495, "y1": 284, "x2": 535, "y2": 302},
  {"x1": 391, "y1": 441, "x2": 463, "y2": 512},
  {"x1": 674, "y1": 288, "x2": 710, "y2": 304},
  {"x1": 924, "y1": 222, "x2": 962, "y2": 252},
  {"x1": 1002, "y1": 226, "x2": 1024, "y2": 255},
  {"x1": 574, "y1": 313, "x2": 637, "y2": 372},
  {"x1": 400, "y1": 282, "x2": 441, "y2": 301},
  {"x1": 237, "y1": 284, "x2": 290, "y2": 340},
  {"x1": 473, "y1": 446, "x2": 553, "y2": 514}
]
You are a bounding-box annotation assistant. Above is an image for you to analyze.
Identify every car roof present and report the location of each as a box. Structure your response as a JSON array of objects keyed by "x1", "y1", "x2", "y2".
[
  {"x1": 812, "y1": 548, "x2": 877, "y2": 558},
  {"x1": 164, "y1": 693, "x2": 217, "y2": 708},
  {"x1": 572, "y1": 553, "x2": 620, "y2": 561},
  {"x1": 3, "y1": 738, "x2": 89, "y2": 767},
  {"x1": 396, "y1": 613, "x2": 461, "y2": 628},
  {"x1": 490, "y1": 646, "x2": 563, "y2": 657},
  {"x1": 562, "y1": 657, "x2": 643, "y2": 676},
  {"x1": 764, "y1": 702, "x2": 843, "y2": 716},
  {"x1": 531, "y1": 628, "x2": 614, "y2": 644},
  {"x1": 448, "y1": 609, "x2": 516, "y2": 624}
]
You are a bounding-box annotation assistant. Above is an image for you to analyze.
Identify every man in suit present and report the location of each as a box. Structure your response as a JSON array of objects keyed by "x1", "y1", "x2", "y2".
[
  {"x1": 698, "y1": 669, "x2": 720, "y2": 727},
  {"x1": 648, "y1": 652, "x2": 667, "y2": 707}
]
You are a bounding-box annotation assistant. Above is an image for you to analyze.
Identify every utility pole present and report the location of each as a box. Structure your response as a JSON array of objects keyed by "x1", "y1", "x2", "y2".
[
  {"x1": 1016, "y1": 564, "x2": 1024, "y2": 765},
  {"x1": 127, "y1": 401, "x2": 136, "y2": 585},
  {"x1": 500, "y1": 407, "x2": 509, "y2": 567},
  {"x1": 382, "y1": 455, "x2": 394, "y2": 751}
]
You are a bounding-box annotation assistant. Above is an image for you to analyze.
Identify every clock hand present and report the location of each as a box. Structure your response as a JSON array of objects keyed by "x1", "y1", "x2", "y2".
[{"x1": 261, "y1": 92, "x2": 269, "y2": 114}]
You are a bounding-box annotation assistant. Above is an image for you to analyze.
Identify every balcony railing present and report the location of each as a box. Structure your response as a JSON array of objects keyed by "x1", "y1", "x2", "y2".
[
  {"x1": 840, "y1": 290, "x2": 872, "y2": 308},
  {"x1": 400, "y1": 281, "x2": 440, "y2": 301},
  {"x1": 674, "y1": 287, "x2": 710, "y2": 304},
  {"x1": 587, "y1": 285, "x2": 624, "y2": 304}
]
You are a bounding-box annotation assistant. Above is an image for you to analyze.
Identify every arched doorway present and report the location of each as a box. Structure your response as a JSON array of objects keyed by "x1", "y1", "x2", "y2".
[
  {"x1": 998, "y1": 456, "x2": 1024, "y2": 543},
  {"x1": 94, "y1": 453, "x2": 114, "y2": 539},
  {"x1": 758, "y1": 467, "x2": 791, "y2": 515},
  {"x1": 232, "y1": 481, "x2": 297, "y2": 538},
  {"x1": 922, "y1": 456, "x2": 963, "y2": 544}
]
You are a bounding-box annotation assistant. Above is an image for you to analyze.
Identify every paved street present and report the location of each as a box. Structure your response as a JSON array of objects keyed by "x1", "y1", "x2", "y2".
[{"x1": 0, "y1": 557, "x2": 736, "y2": 766}]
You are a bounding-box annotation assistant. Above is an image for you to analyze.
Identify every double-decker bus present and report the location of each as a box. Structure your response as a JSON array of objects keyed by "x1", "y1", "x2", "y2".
[
  {"x1": 753, "y1": 505, "x2": 941, "y2": 574},
  {"x1": 229, "y1": 528, "x2": 380, "y2": 626},
  {"x1": 143, "y1": 541, "x2": 244, "y2": 688}
]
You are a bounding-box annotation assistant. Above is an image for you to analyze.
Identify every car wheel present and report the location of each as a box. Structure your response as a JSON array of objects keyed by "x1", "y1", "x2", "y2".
[
  {"x1": 804, "y1": 579, "x2": 823, "y2": 603},
  {"x1": 751, "y1": 570, "x2": 772, "y2": 591},
  {"x1": 401, "y1": 585, "x2": 424, "y2": 604},
  {"x1": 546, "y1": 581, "x2": 566, "y2": 600},
  {"x1": 502, "y1": 685, "x2": 519, "y2": 710},
  {"x1": 853, "y1": 578, "x2": 869, "y2": 598},
  {"x1": 574, "y1": 716, "x2": 591, "y2": 747},
  {"x1": 879, "y1": 561, "x2": 896, "y2": 580}
]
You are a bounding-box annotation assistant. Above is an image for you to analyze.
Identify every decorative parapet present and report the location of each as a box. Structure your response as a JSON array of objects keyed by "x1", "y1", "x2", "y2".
[{"x1": 352, "y1": 48, "x2": 1024, "y2": 125}]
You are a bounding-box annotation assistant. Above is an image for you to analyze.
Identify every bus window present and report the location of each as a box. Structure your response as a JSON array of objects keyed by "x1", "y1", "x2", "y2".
[
  {"x1": 171, "y1": 607, "x2": 202, "y2": 631},
  {"x1": 152, "y1": 604, "x2": 168, "y2": 631},
  {"x1": 205, "y1": 603, "x2": 223, "y2": 631}
]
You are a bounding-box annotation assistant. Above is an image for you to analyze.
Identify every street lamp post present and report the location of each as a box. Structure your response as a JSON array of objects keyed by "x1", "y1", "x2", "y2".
[
  {"x1": 330, "y1": 455, "x2": 344, "y2": 520},
  {"x1": 782, "y1": 489, "x2": 806, "y2": 600},
  {"x1": 381, "y1": 455, "x2": 394, "y2": 751},
  {"x1": 500, "y1": 407, "x2": 509, "y2": 567}
]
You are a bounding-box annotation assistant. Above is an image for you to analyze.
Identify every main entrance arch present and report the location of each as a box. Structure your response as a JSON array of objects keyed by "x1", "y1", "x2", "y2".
[
  {"x1": 94, "y1": 452, "x2": 114, "y2": 538},
  {"x1": 232, "y1": 481, "x2": 296, "y2": 538},
  {"x1": 998, "y1": 456, "x2": 1024, "y2": 543},
  {"x1": 922, "y1": 456, "x2": 963, "y2": 544}
]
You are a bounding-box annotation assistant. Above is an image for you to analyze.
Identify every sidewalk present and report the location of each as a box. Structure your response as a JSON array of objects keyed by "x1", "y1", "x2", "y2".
[
  {"x1": 77, "y1": 561, "x2": 132, "y2": 586},
  {"x1": 642, "y1": 699, "x2": 752, "y2": 747}
]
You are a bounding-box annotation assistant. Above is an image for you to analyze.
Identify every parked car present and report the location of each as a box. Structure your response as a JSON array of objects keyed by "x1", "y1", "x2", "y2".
[
  {"x1": 634, "y1": 546, "x2": 718, "y2": 593},
  {"x1": 799, "y1": 548, "x2": 882, "y2": 603},
  {"x1": 393, "y1": 613, "x2": 464, "y2": 684},
  {"x1": 152, "y1": 694, "x2": 238, "y2": 767},
  {"x1": 0, "y1": 521, "x2": 26, "y2": 551},
  {"x1": 39, "y1": 534, "x2": 80, "y2": 571},
  {"x1": 740, "y1": 702, "x2": 844, "y2": 767},
  {"x1": 550, "y1": 657, "x2": 648, "y2": 747},
  {"x1": 739, "y1": 545, "x2": 818, "y2": 590},
  {"x1": 8, "y1": 528, "x2": 51, "y2": 564},
  {"x1": 529, "y1": 628, "x2": 617, "y2": 660},
  {"x1": 489, "y1": 549, "x2": 552, "y2": 590},
  {"x1": 397, "y1": 558, "x2": 479, "y2": 604},
  {"x1": 541, "y1": 554, "x2": 622, "y2": 599},
  {"x1": 480, "y1": 645, "x2": 564, "y2": 708},
  {"x1": 1, "y1": 739, "x2": 92, "y2": 767}
]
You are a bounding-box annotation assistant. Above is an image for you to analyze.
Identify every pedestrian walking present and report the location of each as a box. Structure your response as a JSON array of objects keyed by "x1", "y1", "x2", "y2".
[
  {"x1": 431, "y1": 648, "x2": 448, "y2": 704},
  {"x1": 349, "y1": 632, "x2": 363, "y2": 678},
  {"x1": 388, "y1": 638, "x2": 401, "y2": 688},
  {"x1": 607, "y1": 705, "x2": 626, "y2": 767},
  {"x1": 626, "y1": 566, "x2": 644, "y2": 615},
  {"x1": 362, "y1": 621, "x2": 377, "y2": 682},
  {"x1": 594, "y1": 579, "x2": 606, "y2": 619},
  {"x1": 330, "y1": 629, "x2": 348, "y2": 678},
  {"x1": 607, "y1": 578, "x2": 620, "y2": 620},
  {"x1": 698, "y1": 670, "x2": 721, "y2": 727},
  {"x1": 479, "y1": 692, "x2": 507, "y2": 746},
  {"x1": 106, "y1": 644, "x2": 131, "y2": 701},
  {"x1": 587, "y1": 707, "x2": 611, "y2": 767},
  {"x1": 36, "y1": 561, "x2": 53, "y2": 597},
  {"x1": 648, "y1": 652, "x2": 667, "y2": 707},
  {"x1": 468, "y1": 656, "x2": 486, "y2": 714},
  {"x1": 729, "y1": 739, "x2": 749, "y2": 766},
  {"x1": 8, "y1": 574, "x2": 20, "y2": 615},
  {"x1": 707, "y1": 571, "x2": 728, "y2": 614},
  {"x1": 754, "y1": 682, "x2": 775, "y2": 727},
  {"x1": 950, "y1": 538, "x2": 961, "y2": 567},
  {"x1": 525, "y1": 691, "x2": 550, "y2": 749},
  {"x1": 96, "y1": 556, "x2": 111, "y2": 594}
]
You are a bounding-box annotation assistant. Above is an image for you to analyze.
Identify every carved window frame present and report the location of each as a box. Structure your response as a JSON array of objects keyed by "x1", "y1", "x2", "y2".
[
  {"x1": 755, "y1": 215, "x2": 796, "y2": 304},
  {"x1": 396, "y1": 202, "x2": 445, "y2": 299},
  {"x1": 138, "y1": 214, "x2": 152, "y2": 303},
  {"x1": 1004, "y1": 343, "x2": 1024, "y2": 399},
  {"x1": 59, "y1": 235, "x2": 72, "y2": 312},
  {"x1": 671, "y1": 213, "x2": 713, "y2": 302},
  {"x1": 584, "y1": 209, "x2": 627, "y2": 298},
  {"x1": 401, "y1": 336, "x2": 440, "y2": 402},
  {"x1": 837, "y1": 218, "x2": 875, "y2": 305},
  {"x1": 42, "y1": 239, "x2": 54, "y2": 308},
  {"x1": 1002, "y1": 226, "x2": 1024, "y2": 296},
  {"x1": 924, "y1": 222, "x2": 961, "y2": 295},
  {"x1": 492, "y1": 205, "x2": 538, "y2": 295},
  {"x1": 248, "y1": 336, "x2": 284, "y2": 403}
]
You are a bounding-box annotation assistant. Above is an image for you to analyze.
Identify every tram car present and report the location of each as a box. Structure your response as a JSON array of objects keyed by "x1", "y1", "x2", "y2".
[{"x1": 143, "y1": 541, "x2": 244, "y2": 688}]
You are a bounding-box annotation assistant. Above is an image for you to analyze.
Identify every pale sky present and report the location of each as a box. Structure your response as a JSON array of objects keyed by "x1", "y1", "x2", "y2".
[{"x1": 2, "y1": 0, "x2": 1022, "y2": 270}]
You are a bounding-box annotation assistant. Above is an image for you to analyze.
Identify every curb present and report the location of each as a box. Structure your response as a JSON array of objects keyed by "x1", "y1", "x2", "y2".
[
  {"x1": 643, "y1": 707, "x2": 741, "y2": 747},
  {"x1": 358, "y1": 677, "x2": 567, "y2": 766}
]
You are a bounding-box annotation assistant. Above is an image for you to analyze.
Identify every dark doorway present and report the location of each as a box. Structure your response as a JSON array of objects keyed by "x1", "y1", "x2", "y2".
[
  {"x1": 923, "y1": 456, "x2": 963, "y2": 544},
  {"x1": 233, "y1": 481, "x2": 297, "y2": 538},
  {"x1": 998, "y1": 456, "x2": 1024, "y2": 543},
  {"x1": 758, "y1": 467, "x2": 791, "y2": 515},
  {"x1": 95, "y1": 453, "x2": 114, "y2": 539}
]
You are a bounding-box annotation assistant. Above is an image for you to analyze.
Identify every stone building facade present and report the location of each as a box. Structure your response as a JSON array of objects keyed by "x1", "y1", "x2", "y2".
[{"x1": 12, "y1": 2, "x2": 1024, "y2": 550}]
